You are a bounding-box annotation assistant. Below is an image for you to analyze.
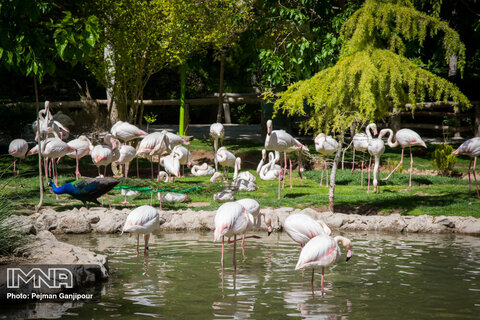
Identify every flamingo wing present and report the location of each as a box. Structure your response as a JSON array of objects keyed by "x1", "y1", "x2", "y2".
[{"x1": 295, "y1": 236, "x2": 339, "y2": 270}]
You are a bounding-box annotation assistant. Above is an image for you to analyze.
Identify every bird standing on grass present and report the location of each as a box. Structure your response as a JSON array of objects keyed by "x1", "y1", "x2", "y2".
[
  {"x1": 48, "y1": 177, "x2": 119, "y2": 208},
  {"x1": 8, "y1": 139, "x2": 28, "y2": 187},
  {"x1": 451, "y1": 137, "x2": 480, "y2": 198}
]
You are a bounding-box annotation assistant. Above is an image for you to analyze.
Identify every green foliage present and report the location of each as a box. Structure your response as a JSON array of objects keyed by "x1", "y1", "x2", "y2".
[
  {"x1": 144, "y1": 112, "x2": 158, "y2": 124},
  {"x1": 431, "y1": 144, "x2": 456, "y2": 174},
  {"x1": 274, "y1": 0, "x2": 470, "y2": 135}
]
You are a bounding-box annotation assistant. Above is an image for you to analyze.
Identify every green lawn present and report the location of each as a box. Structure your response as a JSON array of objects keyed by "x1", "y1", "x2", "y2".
[{"x1": 1, "y1": 138, "x2": 479, "y2": 218}]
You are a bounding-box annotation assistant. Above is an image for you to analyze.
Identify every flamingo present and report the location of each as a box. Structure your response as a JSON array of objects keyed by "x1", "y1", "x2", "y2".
[
  {"x1": 314, "y1": 133, "x2": 339, "y2": 186},
  {"x1": 66, "y1": 136, "x2": 93, "y2": 179},
  {"x1": 451, "y1": 137, "x2": 480, "y2": 198},
  {"x1": 90, "y1": 134, "x2": 117, "y2": 177},
  {"x1": 236, "y1": 198, "x2": 272, "y2": 233},
  {"x1": 213, "y1": 189, "x2": 235, "y2": 202},
  {"x1": 191, "y1": 163, "x2": 215, "y2": 176},
  {"x1": 136, "y1": 131, "x2": 169, "y2": 179},
  {"x1": 284, "y1": 213, "x2": 331, "y2": 248},
  {"x1": 256, "y1": 149, "x2": 267, "y2": 175},
  {"x1": 265, "y1": 119, "x2": 308, "y2": 199},
  {"x1": 210, "y1": 171, "x2": 225, "y2": 183},
  {"x1": 216, "y1": 146, "x2": 236, "y2": 179},
  {"x1": 381, "y1": 128, "x2": 426, "y2": 187},
  {"x1": 33, "y1": 101, "x2": 70, "y2": 141},
  {"x1": 259, "y1": 151, "x2": 282, "y2": 181},
  {"x1": 8, "y1": 139, "x2": 28, "y2": 184},
  {"x1": 351, "y1": 123, "x2": 377, "y2": 188},
  {"x1": 122, "y1": 205, "x2": 161, "y2": 256},
  {"x1": 295, "y1": 235, "x2": 353, "y2": 293},
  {"x1": 111, "y1": 121, "x2": 147, "y2": 143},
  {"x1": 160, "y1": 154, "x2": 180, "y2": 182},
  {"x1": 232, "y1": 157, "x2": 258, "y2": 191},
  {"x1": 367, "y1": 131, "x2": 386, "y2": 193},
  {"x1": 214, "y1": 201, "x2": 255, "y2": 268},
  {"x1": 172, "y1": 145, "x2": 191, "y2": 177},
  {"x1": 115, "y1": 145, "x2": 137, "y2": 178},
  {"x1": 210, "y1": 122, "x2": 225, "y2": 171}
]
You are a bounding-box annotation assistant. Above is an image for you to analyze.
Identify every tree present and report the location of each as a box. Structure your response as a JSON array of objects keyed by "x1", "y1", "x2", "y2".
[
  {"x1": 0, "y1": 0, "x2": 99, "y2": 210},
  {"x1": 273, "y1": 0, "x2": 470, "y2": 211}
]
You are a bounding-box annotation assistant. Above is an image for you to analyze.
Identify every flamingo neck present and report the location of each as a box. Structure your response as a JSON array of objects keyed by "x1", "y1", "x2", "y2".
[
  {"x1": 365, "y1": 124, "x2": 375, "y2": 140},
  {"x1": 383, "y1": 129, "x2": 398, "y2": 148}
]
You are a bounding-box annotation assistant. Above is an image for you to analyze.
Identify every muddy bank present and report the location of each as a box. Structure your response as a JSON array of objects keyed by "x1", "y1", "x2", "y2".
[{"x1": 10, "y1": 206, "x2": 480, "y2": 235}]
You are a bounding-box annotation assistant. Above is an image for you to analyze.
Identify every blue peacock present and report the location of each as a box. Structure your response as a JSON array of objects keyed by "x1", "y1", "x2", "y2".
[{"x1": 48, "y1": 177, "x2": 120, "y2": 208}]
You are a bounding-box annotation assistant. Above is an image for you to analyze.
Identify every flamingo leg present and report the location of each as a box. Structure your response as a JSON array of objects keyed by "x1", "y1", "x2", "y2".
[
  {"x1": 320, "y1": 157, "x2": 324, "y2": 186},
  {"x1": 408, "y1": 147, "x2": 413, "y2": 187},
  {"x1": 221, "y1": 236, "x2": 225, "y2": 268},
  {"x1": 277, "y1": 166, "x2": 281, "y2": 200},
  {"x1": 151, "y1": 156, "x2": 154, "y2": 180},
  {"x1": 468, "y1": 158, "x2": 472, "y2": 196},
  {"x1": 383, "y1": 148, "x2": 404, "y2": 181},
  {"x1": 122, "y1": 192, "x2": 128, "y2": 205},
  {"x1": 136, "y1": 234, "x2": 140, "y2": 257},
  {"x1": 97, "y1": 166, "x2": 101, "y2": 177},
  {"x1": 373, "y1": 156, "x2": 379, "y2": 193},
  {"x1": 103, "y1": 165, "x2": 107, "y2": 177},
  {"x1": 473, "y1": 157, "x2": 480, "y2": 198},
  {"x1": 54, "y1": 159, "x2": 59, "y2": 200},
  {"x1": 282, "y1": 152, "x2": 287, "y2": 189},
  {"x1": 367, "y1": 155, "x2": 372, "y2": 193},
  {"x1": 13, "y1": 159, "x2": 18, "y2": 190},
  {"x1": 290, "y1": 158, "x2": 293, "y2": 189},
  {"x1": 158, "y1": 192, "x2": 163, "y2": 210},
  {"x1": 144, "y1": 234, "x2": 150, "y2": 256},
  {"x1": 75, "y1": 156, "x2": 80, "y2": 180},
  {"x1": 326, "y1": 159, "x2": 329, "y2": 187},
  {"x1": 311, "y1": 268, "x2": 315, "y2": 288},
  {"x1": 361, "y1": 152, "x2": 365, "y2": 187},
  {"x1": 351, "y1": 147, "x2": 356, "y2": 174},
  {"x1": 321, "y1": 267, "x2": 325, "y2": 293},
  {"x1": 233, "y1": 234, "x2": 237, "y2": 269}
]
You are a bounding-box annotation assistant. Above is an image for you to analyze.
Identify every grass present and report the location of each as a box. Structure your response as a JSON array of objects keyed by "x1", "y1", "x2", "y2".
[{"x1": 1, "y1": 138, "x2": 479, "y2": 218}]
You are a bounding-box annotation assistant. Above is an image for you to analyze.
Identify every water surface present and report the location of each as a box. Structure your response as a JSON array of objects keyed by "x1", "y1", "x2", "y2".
[{"x1": 3, "y1": 231, "x2": 480, "y2": 319}]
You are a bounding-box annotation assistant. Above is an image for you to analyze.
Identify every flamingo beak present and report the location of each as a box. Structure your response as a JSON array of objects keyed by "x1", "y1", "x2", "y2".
[
  {"x1": 346, "y1": 249, "x2": 353, "y2": 262},
  {"x1": 267, "y1": 226, "x2": 273, "y2": 236}
]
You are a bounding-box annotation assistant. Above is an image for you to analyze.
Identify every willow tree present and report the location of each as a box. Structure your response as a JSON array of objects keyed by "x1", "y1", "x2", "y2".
[{"x1": 273, "y1": 0, "x2": 470, "y2": 211}]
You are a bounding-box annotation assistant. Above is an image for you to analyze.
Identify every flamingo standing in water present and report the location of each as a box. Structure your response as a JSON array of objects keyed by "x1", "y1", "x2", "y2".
[
  {"x1": 284, "y1": 213, "x2": 331, "y2": 248},
  {"x1": 236, "y1": 198, "x2": 272, "y2": 233},
  {"x1": 265, "y1": 120, "x2": 308, "y2": 199},
  {"x1": 314, "y1": 133, "x2": 339, "y2": 186},
  {"x1": 295, "y1": 235, "x2": 352, "y2": 293},
  {"x1": 367, "y1": 131, "x2": 386, "y2": 193},
  {"x1": 8, "y1": 139, "x2": 28, "y2": 184},
  {"x1": 451, "y1": 137, "x2": 480, "y2": 198},
  {"x1": 214, "y1": 201, "x2": 260, "y2": 268},
  {"x1": 122, "y1": 205, "x2": 161, "y2": 256},
  {"x1": 351, "y1": 123, "x2": 377, "y2": 187},
  {"x1": 381, "y1": 128, "x2": 426, "y2": 187},
  {"x1": 66, "y1": 136, "x2": 93, "y2": 179},
  {"x1": 210, "y1": 123, "x2": 225, "y2": 171}
]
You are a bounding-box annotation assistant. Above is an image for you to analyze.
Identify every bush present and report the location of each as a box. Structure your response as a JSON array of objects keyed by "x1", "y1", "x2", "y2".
[
  {"x1": 384, "y1": 158, "x2": 403, "y2": 173},
  {"x1": 431, "y1": 144, "x2": 456, "y2": 174}
]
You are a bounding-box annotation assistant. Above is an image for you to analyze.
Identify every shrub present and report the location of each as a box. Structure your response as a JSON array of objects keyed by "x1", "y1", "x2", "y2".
[
  {"x1": 431, "y1": 144, "x2": 456, "y2": 174},
  {"x1": 384, "y1": 158, "x2": 403, "y2": 173}
]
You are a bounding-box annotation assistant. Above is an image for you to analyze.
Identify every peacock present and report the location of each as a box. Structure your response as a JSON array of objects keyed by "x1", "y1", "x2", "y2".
[{"x1": 48, "y1": 177, "x2": 120, "y2": 208}]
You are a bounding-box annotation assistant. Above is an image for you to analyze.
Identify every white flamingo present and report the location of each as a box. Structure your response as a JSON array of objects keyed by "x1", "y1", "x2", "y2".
[
  {"x1": 210, "y1": 122, "x2": 225, "y2": 171},
  {"x1": 122, "y1": 205, "x2": 161, "y2": 256},
  {"x1": 66, "y1": 135, "x2": 93, "y2": 179},
  {"x1": 111, "y1": 121, "x2": 147, "y2": 143},
  {"x1": 90, "y1": 134, "x2": 117, "y2": 177},
  {"x1": 115, "y1": 145, "x2": 137, "y2": 178},
  {"x1": 214, "y1": 201, "x2": 259, "y2": 268},
  {"x1": 367, "y1": 131, "x2": 386, "y2": 193},
  {"x1": 256, "y1": 149, "x2": 267, "y2": 175},
  {"x1": 314, "y1": 133, "x2": 339, "y2": 186},
  {"x1": 191, "y1": 163, "x2": 215, "y2": 176},
  {"x1": 295, "y1": 235, "x2": 353, "y2": 293},
  {"x1": 8, "y1": 139, "x2": 28, "y2": 182},
  {"x1": 236, "y1": 198, "x2": 272, "y2": 233},
  {"x1": 259, "y1": 154, "x2": 281, "y2": 181},
  {"x1": 216, "y1": 146, "x2": 236, "y2": 179},
  {"x1": 136, "y1": 131, "x2": 169, "y2": 179},
  {"x1": 160, "y1": 154, "x2": 180, "y2": 182},
  {"x1": 33, "y1": 101, "x2": 70, "y2": 141},
  {"x1": 381, "y1": 128, "x2": 426, "y2": 187},
  {"x1": 351, "y1": 123, "x2": 377, "y2": 188},
  {"x1": 452, "y1": 137, "x2": 480, "y2": 198},
  {"x1": 284, "y1": 213, "x2": 331, "y2": 248},
  {"x1": 213, "y1": 189, "x2": 235, "y2": 202},
  {"x1": 172, "y1": 145, "x2": 191, "y2": 177},
  {"x1": 232, "y1": 157, "x2": 258, "y2": 191},
  {"x1": 265, "y1": 119, "x2": 308, "y2": 198}
]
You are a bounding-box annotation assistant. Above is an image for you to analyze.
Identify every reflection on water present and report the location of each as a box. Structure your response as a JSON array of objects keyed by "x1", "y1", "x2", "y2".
[{"x1": 2, "y1": 231, "x2": 480, "y2": 319}]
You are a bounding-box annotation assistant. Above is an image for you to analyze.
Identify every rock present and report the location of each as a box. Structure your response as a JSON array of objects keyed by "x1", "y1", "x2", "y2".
[
  {"x1": 374, "y1": 214, "x2": 407, "y2": 232},
  {"x1": 453, "y1": 216, "x2": 480, "y2": 234},
  {"x1": 58, "y1": 213, "x2": 91, "y2": 233},
  {"x1": 5, "y1": 215, "x2": 36, "y2": 235},
  {"x1": 94, "y1": 211, "x2": 128, "y2": 233},
  {"x1": 35, "y1": 212, "x2": 59, "y2": 232},
  {"x1": 434, "y1": 216, "x2": 455, "y2": 228}
]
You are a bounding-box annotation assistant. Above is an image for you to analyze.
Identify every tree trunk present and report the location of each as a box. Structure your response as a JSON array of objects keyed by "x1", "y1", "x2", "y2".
[
  {"x1": 179, "y1": 63, "x2": 187, "y2": 136},
  {"x1": 328, "y1": 133, "x2": 344, "y2": 212},
  {"x1": 104, "y1": 42, "x2": 119, "y2": 126},
  {"x1": 33, "y1": 76, "x2": 44, "y2": 212},
  {"x1": 216, "y1": 54, "x2": 225, "y2": 123}
]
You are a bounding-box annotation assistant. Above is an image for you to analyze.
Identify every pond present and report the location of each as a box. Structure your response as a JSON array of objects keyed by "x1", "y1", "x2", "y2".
[{"x1": 3, "y1": 231, "x2": 480, "y2": 319}]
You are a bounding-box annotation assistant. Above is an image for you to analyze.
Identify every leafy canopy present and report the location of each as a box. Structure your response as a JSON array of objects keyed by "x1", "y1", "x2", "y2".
[{"x1": 273, "y1": 0, "x2": 470, "y2": 134}]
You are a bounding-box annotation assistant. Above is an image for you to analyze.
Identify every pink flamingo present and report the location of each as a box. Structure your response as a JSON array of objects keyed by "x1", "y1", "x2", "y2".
[
  {"x1": 366, "y1": 132, "x2": 386, "y2": 193},
  {"x1": 66, "y1": 136, "x2": 93, "y2": 179},
  {"x1": 136, "y1": 131, "x2": 169, "y2": 179},
  {"x1": 90, "y1": 134, "x2": 117, "y2": 177},
  {"x1": 236, "y1": 198, "x2": 272, "y2": 233},
  {"x1": 351, "y1": 123, "x2": 377, "y2": 187},
  {"x1": 8, "y1": 139, "x2": 28, "y2": 184},
  {"x1": 115, "y1": 145, "x2": 137, "y2": 178},
  {"x1": 111, "y1": 121, "x2": 147, "y2": 143},
  {"x1": 214, "y1": 201, "x2": 259, "y2": 269},
  {"x1": 210, "y1": 122, "x2": 225, "y2": 171},
  {"x1": 314, "y1": 133, "x2": 339, "y2": 186},
  {"x1": 284, "y1": 213, "x2": 331, "y2": 248},
  {"x1": 172, "y1": 145, "x2": 191, "y2": 177},
  {"x1": 295, "y1": 235, "x2": 352, "y2": 293},
  {"x1": 122, "y1": 205, "x2": 161, "y2": 256},
  {"x1": 452, "y1": 137, "x2": 480, "y2": 198},
  {"x1": 216, "y1": 146, "x2": 236, "y2": 180},
  {"x1": 265, "y1": 120, "x2": 308, "y2": 199},
  {"x1": 382, "y1": 128, "x2": 426, "y2": 187}
]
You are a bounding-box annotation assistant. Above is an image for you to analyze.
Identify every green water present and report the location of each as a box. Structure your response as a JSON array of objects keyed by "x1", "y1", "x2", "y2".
[{"x1": 4, "y1": 231, "x2": 480, "y2": 319}]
